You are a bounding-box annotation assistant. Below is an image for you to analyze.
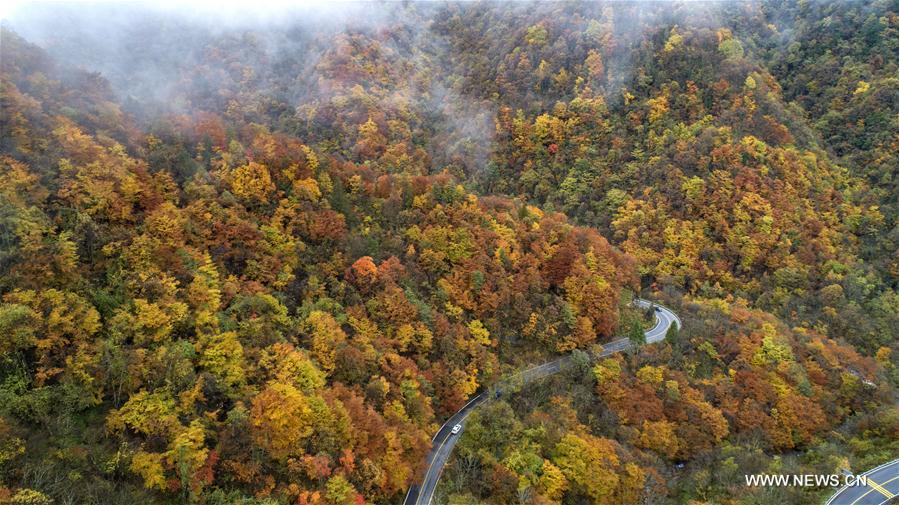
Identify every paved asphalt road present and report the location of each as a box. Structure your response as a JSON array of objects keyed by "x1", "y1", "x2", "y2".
[
  {"x1": 826, "y1": 459, "x2": 899, "y2": 505},
  {"x1": 403, "y1": 299, "x2": 681, "y2": 505}
]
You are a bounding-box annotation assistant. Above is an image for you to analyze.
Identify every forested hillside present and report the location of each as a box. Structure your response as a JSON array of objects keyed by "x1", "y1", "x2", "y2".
[{"x1": 0, "y1": 1, "x2": 896, "y2": 504}]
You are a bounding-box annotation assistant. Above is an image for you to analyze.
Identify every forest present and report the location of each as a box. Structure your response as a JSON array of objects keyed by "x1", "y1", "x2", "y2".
[{"x1": 0, "y1": 1, "x2": 896, "y2": 504}]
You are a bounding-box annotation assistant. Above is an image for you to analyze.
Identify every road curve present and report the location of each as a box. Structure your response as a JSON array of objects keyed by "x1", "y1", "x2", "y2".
[
  {"x1": 825, "y1": 458, "x2": 899, "y2": 505},
  {"x1": 403, "y1": 299, "x2": 681, "y2": 505}
]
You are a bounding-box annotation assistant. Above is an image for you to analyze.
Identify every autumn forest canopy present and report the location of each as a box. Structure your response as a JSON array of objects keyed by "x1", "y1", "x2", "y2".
[{"x1": 0, "y1": 1, "x2": 896, "y2": 504}]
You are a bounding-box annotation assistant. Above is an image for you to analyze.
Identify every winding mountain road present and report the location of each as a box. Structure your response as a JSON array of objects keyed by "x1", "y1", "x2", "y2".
[
  {"x1": 825, "y1": 458, "x2": 899, "y2": 505},
  {"x1": 403, "y1": 299, "x2": 681, "y2": 505}
]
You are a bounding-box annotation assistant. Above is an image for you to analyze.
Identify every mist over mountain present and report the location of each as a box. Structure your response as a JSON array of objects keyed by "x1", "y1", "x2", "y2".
[{"x1": 1, "y1": 1, "x2": 896, "y2": 504}]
